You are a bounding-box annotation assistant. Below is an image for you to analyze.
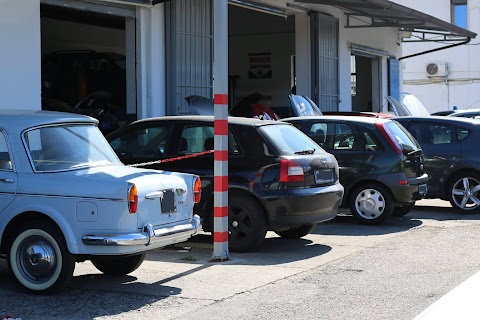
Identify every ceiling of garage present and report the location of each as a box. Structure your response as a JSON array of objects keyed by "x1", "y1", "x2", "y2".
[{"x1": 41, "y1": 4, "x2": 125, "y2": 29}]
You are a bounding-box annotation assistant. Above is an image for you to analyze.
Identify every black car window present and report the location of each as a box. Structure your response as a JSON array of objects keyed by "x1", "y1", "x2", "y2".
[
  {"x1": 456, "y1": 127, "x2": 470, "y2": 142},
  {"x1": 432, "y1": 125, "x2": 452, "y2": 144},
  {"x1": 259, "y1": 124, "x2": 324, "y2": 155},
  {"x1": 179, "y1": 125, "x2": 240, "y2": 155},
  {"x1": 408, "y1": 123, "x2": 452, "y2": 145},
  {"x1": 0, "y1": 132, "x2": 12, "y2": 171},
  {"x1": 326, "y1": 123, "x2": 358, "y2": 151},
  {"x1": 308, "y1": 123, "x2": 327, "y2": 147},
  {"x1": 357, "y1": 126, "x2": 383, "y2": 151},
  {"x1": 110, "y1": 125, "x2": 169, "y2": 158}
]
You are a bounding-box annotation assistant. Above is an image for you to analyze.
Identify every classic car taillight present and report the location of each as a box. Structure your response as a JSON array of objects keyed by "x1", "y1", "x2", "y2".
[
  {"x1": 194, "y1": 177, "x2": 202, "y2": 203},
  {"x1": 279, "y1": 159, "x2": 304, "y2": 183},
  {"x1": 128, "y1": 184, "x2": 138, "y2": 214}
]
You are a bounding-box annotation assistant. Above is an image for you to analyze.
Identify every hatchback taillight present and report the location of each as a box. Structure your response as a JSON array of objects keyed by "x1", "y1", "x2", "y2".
[
  {"x1": 375, "y1": 122, "x2": 402, "y2": 155},
  {"x1": 194, "y1": 177, "x2": 202, "y2": 203},
  {"x1": 128, "y1": 184, "x2": 138, "y2": 214},
  {"x1": 279, "y1": 159, "x2": 304, "y2": 183}
]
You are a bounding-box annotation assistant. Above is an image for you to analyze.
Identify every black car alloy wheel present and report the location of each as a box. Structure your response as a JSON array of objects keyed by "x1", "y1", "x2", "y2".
[
  {"x1": 228, "y1": 193, "x2": 267, "y2": 252},
  {"x1": 449, "y1": 173, "x2": 480, "y2": 213}
]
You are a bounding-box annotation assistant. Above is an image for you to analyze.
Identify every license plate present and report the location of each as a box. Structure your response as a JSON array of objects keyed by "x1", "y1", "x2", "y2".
[
  {"x1": 314, "y1": 169, "x2": 334, "y2": 185},
  {"x1": 161, "y1": 189, "x2": 177, "y2": 214},
  {"x1": 418, "y1": 184, "x2": 428, "y2": 195}
]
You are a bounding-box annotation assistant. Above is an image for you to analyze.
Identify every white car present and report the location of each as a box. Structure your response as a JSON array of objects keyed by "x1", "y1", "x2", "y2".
[{"x1": 0, "y1": 110, "x2": 201, "y2": 293}]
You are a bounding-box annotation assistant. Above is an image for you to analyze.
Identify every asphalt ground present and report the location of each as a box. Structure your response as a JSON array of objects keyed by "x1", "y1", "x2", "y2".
[{"x1": 2, "y1": 199, "x2": 480, "y2": 320}]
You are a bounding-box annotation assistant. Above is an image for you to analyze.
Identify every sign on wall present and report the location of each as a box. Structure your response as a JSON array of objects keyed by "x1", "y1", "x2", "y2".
[
  {"x1": 388, "y1": 57, "x2": 400, "y2": 102},
  {"x1": 248, "y1": 53, "x2": 272, "y2": 79}
]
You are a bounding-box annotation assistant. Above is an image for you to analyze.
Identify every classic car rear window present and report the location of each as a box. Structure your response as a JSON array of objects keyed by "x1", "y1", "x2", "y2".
[
  {"x1": 259, "y1": 124, "x2": 326, "y2": 155},
  {"x1": 24, "y1": 124, "x2": 121, "y2": 172}
]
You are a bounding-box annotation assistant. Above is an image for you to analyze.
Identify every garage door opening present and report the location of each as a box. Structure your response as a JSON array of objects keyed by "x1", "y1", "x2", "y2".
[
  {"x1": 228, "y1": 5, "x2": 295, "y2": 119},
  {"x1": 40, "y1": 2, "x2": 136, "y2": 134}
]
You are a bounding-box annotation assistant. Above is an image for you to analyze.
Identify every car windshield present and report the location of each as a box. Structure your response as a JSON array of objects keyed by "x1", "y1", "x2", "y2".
[
  {"x1": 24, "y1": 124, "x2": 121, "y2": 172},
  {"x1": 259, "y1": 124, "x2": 326, "y2": 155}
]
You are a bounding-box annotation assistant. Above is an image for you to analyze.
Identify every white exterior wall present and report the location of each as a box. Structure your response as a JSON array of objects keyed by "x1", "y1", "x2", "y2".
[
  {"x1": 0, "y1": 0, "x2": 41, "y2": 110},
  {"x1": 302, "y1": 5, "x2": 401, "y2": 111},
  {"x1": 396, "y1": 0, "x2": 480, "y2": 113},
  {"x1": 136, "y1": 4, "x2": 166, "y2": 119}
]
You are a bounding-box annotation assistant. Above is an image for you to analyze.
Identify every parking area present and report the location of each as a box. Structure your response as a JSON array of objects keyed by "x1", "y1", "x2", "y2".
[{"x1": 2, "y1": 199, "x2": 480, "y2": 320}]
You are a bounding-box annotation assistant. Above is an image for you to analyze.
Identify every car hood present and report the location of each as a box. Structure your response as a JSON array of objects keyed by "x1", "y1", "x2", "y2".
[
  {"x1": 17, "y1": 165, "x2": 186, "y2": 200},
  {"x1": 288, "y1": 94, "x2": 323, "y2": 117},
  {"x1": 386, "y1": 93, "x2": 430, "y2": 117}
]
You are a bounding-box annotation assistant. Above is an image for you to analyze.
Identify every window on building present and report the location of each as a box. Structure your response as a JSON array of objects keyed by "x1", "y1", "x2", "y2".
[{"x1": 452, "y1": 0, "x2": 468, "y2": 28}]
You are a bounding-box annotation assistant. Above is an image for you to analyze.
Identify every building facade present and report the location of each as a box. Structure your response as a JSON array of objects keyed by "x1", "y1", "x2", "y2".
[
  {"x1": 399, "y1": 0, "x2": 480, "y2": 113},
  {"x1": 0, "y1": 0, "x2": 473, "y2": 122}
]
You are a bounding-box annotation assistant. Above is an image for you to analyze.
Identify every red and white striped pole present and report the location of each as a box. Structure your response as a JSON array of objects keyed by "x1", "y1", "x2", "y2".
[{"x1": 212, "y1": 0, "x2": 229, "y2": 260}]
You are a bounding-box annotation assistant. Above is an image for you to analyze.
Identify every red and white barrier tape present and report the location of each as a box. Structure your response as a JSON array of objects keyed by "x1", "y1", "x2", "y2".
[{"x1": 126, "y1": 149, "x2": 214, "y2": 168}]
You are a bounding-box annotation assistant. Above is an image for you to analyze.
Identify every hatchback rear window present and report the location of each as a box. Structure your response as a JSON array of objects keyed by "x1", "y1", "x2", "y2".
[
  {"x1": 258, "y1": 124, "x2": 326, "y2": 155},
  {"x1": 384, "y1": 121, "x2": 421, "y2": 152}
]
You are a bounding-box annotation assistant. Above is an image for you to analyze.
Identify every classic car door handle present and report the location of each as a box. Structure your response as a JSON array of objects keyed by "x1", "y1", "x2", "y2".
[
  {"x1": 0, "y1": 178, "x2": 14, "y2": 183},
  {"x1": 145, "y1": 191, "x2": 164, "y2": 200}
]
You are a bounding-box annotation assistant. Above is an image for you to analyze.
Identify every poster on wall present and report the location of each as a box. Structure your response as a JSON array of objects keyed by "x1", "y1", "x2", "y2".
[{"x1": 248, "y1": 53, "x2": 272, "y2": 79}]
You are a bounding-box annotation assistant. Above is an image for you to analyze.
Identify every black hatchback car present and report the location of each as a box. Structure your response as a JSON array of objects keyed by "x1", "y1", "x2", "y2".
[
  {"x1": 283, "y1": 116, "x2": 428, "y2": 224},
  {"x1": 395, "y1": 116, "x2": 480, "y2": 213},
  {"x1": 107, "y1": 116, "x2": 344, "y2": 252}
]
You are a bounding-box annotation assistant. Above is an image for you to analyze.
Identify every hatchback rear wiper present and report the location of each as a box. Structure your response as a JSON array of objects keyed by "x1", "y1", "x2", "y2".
[{"x1": 295, "y1": 148, "x2": 315, "y2": 155}]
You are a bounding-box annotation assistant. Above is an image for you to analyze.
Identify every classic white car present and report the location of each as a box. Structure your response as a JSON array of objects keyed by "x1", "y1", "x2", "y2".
[{"x1": 0, "y1": 110, "x2": 201, "y2": 293}]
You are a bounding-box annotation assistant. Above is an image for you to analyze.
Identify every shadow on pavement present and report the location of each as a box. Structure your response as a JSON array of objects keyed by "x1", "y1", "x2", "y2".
[
  {"x1": 0, "y1": 259, "x2": 185, "y2": 319},
  {"x1": 311, "y1": 213, "x2": 423, "y2": 236},
  {"x1": 409, "y1": 205, "x2": 480, "y2": 221},
  {"x1": 149, "y1": 234, "x2": 332, "y2": 266}
]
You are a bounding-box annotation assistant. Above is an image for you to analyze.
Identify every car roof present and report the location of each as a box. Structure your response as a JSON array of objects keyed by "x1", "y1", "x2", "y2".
[
  {"x1": 0, "y1": 109, "x2": 97, "y2": 130},
  {"x1": 448, "y1": 109, "x2": 480, "y2": 115},
  {"x1": 281, "y1": 115, "x2": 388, "y2": 124},
  {"x1": 395, "y1": 116, "x2": 480, "y2": 126},
  {"x1": 132, "y1": 115, "x2": 287, "y2": 127}
]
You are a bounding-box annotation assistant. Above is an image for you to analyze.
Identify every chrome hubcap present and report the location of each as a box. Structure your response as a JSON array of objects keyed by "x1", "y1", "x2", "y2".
[
  {"x1": 452, "y1": 177, "x2": 480, "y2": 210},
  {"x1": 17, "y1": 237, "x2": 56, "y2": 283},
  {"x1": 355, "y1": 188, "x2": 385, "y2": 219}
]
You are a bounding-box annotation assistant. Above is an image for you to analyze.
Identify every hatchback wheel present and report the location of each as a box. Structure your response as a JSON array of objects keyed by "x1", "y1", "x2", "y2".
[
  {"x1": 228, "y1": 194, "x2": 267, "y2": 252},
  {"x1": 8, "y1": 221, "x2": 75, "y2": 293},
  {"x1": 448, "y1": 173, "x2": 480, "y2": 214},
  {"x1": 349, "y1": 184, "x2": 393, "y2": 224},
  {"x1": 91, "y1": 253, "x2": 146, "y2": 275},
  {"x1": 275, "y1": 224, "x2": 317, "y2": 239}
]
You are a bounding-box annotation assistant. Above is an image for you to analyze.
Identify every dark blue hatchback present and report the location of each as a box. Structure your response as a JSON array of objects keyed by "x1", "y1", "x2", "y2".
[{"x1": 283, "y1": 116, "x2": 428, "y2": 224}]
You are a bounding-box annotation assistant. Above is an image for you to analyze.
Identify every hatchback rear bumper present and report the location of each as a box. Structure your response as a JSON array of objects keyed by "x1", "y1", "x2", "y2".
[
  {"x1": 260, "y1": 183, "x2": 344, "y2": 230},
  {"x1": 387, "y1": 173, "x2": 429, "y2": 204}
]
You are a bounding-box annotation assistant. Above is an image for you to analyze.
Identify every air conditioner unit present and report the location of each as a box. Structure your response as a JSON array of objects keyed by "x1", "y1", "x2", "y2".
[{"x1": 425, "y1": 62, "x2": 447, "y2": 77}]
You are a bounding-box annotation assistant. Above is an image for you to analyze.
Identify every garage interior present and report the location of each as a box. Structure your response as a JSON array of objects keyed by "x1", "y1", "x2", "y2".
[
  {"x1": 40, "y1": 2, "x2": 135, "y2": 134},
  {"x1": 228, "y1": 3, "x2": 296, "y2": 118}
]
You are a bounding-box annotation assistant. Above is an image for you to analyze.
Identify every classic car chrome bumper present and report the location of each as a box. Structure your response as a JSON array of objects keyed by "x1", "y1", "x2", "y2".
[{"x1": 82, "y1": 215, "x2": 201, "y2": 246}]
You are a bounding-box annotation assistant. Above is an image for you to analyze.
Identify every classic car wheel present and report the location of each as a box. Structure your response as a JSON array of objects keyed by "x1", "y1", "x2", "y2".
[
  {"x1": 392, "y1": 202, "x2": 415, "y2": 217},
  {"x1": 228, "y1": 194, "x2": 267, "y2": 252},
  {"x1": 274, "y1": 224, "x2": 317, "y2": 239},
  {"x1": 349, "y1": 184, "x2": 393, "y2": 225},
  {"x1": 8, "y1": 221, "x2": 75, "y2": 293},
  {"x1": 448, "y1": 173, "x2": 480, "y2": 214},
  {"x1": 91, "y1": 253, "x2": 146, "y2": 275}
]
